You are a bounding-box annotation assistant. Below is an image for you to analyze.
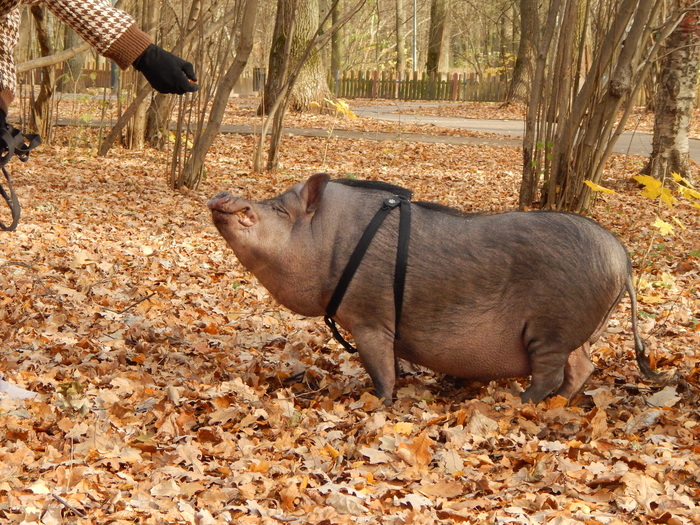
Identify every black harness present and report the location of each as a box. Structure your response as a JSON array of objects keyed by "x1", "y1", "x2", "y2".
[
  {"x1": 0, "y1": 124, "x2": 41, "y2": 231},
  {"x1": 324, "y1": 194, "x2": 412, "y2": 353}
]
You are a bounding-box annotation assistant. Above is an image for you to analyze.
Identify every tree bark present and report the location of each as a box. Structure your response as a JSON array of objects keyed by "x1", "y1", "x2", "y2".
[
  {"x1": 100, "y1": 2, "x2": 241, "y2": 156},
  {"x1": 519, "y1": 0, "x2": 562, "y2": 208},
  {"x1": 29, "y1": 6, "x2": 55, "y2": 141},
  {"x1": 506, "y1": 0, "x2": 537, "y2": 104},
  {"x1": 254, "y1": 0, "x2": 365, "y2": 171},
  {"x1": 519, "y1": 0, "x2": 676, "y2": 212},
  {"x1": 17, "y1": 0, "x2": 124, "y2": 74},
  {"x1": 395, "y1": 0, "x2": 406, "y2": 74},
  {"x1": 129, "y1": 1, "x2": 159, "y2": 150},
  {"x1": 145, "y1": 0, "x2": 208, "y2": 149},
  {"x1": 57, "y1": 28, "x2": 86, "y2": 92},
  {"x1": 18, "y1": 42, "x2": 90, "y2": 73},
  {"x1": 259, "y1": 0, "x2": 334, "y2": 115},
  {"x1": 331, "y1": 0, "x2": 342, "y2": 74},
  {"x1": 258, "y1": 0, "x2": 298, "y2": 115},
  {"x1": 644, "y1": 2, "x2": 700, "y2": 180},
  {"x1": 426, "y1": 0, "x2": 449, "y2": 73},
  {"x1": 291, "y1": 0, "x2": 333, "y2": 110},
  {"x1": 97, "y1": 87, "x2": 150, "y2": 157}
]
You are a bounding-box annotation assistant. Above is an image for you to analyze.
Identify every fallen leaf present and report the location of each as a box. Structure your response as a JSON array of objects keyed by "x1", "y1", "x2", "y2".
[
  {"x1": 396, "y1": 431, "x2": 435, "y2": 466},
  {"x1": 419, "y1": 479, "x2": 464, "y2": 498},
  {"x1": 646, "y1": 386, "x2": 680, "y2": 408}
]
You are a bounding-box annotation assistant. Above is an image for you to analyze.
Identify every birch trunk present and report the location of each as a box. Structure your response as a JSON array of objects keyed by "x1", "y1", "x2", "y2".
[{"x1": 644, "y1": 3, "x2": 700, "y2": 180}]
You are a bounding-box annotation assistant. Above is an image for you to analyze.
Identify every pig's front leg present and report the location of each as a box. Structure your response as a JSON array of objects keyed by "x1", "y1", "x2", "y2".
[{"x1": 351, "y1": 326, "x2": 397, "y2": 406}]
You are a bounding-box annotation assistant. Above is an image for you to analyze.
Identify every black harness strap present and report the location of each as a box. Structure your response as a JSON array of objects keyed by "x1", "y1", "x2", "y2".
[
  {"x1": 0, "y1": 125, "x2": 41, "y2": 231},
  {"x1": 324, "y1": 194, "x2": 412, "y2": 353}
]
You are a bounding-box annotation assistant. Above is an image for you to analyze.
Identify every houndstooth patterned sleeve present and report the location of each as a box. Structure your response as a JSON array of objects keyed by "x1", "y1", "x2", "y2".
[
  {"x1": 0, "y1": 3, "x2": 21, "y2": 111},
  {"x1": 0, "y1": 0, "x2": 153, "y2": 110},
  {"x1": 40, "y1": 0, "x2": 153, "y2": 69}
]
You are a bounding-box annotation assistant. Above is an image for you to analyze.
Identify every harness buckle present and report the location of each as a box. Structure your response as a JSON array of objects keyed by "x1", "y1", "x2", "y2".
[{"x1": 381, "y1": 195, "x2": 404, "y2": 210}]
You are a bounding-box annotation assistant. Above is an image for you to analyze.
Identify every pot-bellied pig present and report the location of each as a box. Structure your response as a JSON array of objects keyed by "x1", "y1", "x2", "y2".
[{"x1": 207, "y1": 174, "x2": 661, "y2": 405}]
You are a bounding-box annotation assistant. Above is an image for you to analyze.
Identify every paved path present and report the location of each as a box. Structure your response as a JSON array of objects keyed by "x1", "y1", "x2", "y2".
[
  {"x1": 352, "y1": 104, "x2": 700, "y2": 162},
  {"x1": 216, "y1": 123, "x2": 524, "y2": 148}
]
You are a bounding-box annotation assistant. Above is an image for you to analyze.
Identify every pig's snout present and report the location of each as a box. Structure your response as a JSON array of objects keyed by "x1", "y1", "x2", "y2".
[
  {"x1": 208, "y1": 192, "x2": 256, "y2": 228},
  {"x1": 207, "y1": 191, "x2": 236, "y2": 212}
]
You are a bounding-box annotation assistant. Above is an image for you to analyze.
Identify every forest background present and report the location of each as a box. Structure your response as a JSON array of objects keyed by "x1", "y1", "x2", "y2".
[{"x1": 0, "y1": 0, "x2": 699, "y2": 523}]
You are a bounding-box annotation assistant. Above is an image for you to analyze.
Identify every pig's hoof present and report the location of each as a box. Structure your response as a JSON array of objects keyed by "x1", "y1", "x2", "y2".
[{"x1": 519, "y1": 388, "x2": 548, "y2": 405}]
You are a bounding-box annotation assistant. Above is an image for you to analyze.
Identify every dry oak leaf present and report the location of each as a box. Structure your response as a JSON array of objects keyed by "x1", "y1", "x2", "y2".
[
  {"x1": 359, "y1": 446, "x2": 394, "y2": 464},
  {"x1": 396, "y1": 430, "x2": 435, "y2": 466},
  {"x1": 150, "y1": 478, "x2": 181, "y2": 498},
  {"x1": 419, "y1": 479, "x2": 464, "y2": 498},
  {"x1": 619, "y1": 471, "x2": 664, "y2": 512},
  {"x1": 326, "y1": 492, "x2": 368, "y2": 515}
]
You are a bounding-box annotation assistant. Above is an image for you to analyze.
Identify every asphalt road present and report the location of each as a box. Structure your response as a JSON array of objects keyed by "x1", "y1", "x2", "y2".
[{"x1": 353, "y1": 104, "x2": 700, "y2": 162}]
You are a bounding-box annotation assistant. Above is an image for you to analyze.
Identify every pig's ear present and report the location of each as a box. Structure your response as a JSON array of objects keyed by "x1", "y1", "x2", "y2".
[{"x1": 302, "y1": 173, "x2": 330, "y2": 213}]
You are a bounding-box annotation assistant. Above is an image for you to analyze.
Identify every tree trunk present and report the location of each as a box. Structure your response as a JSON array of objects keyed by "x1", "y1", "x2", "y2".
[
  {"x1": 259, "y1": 0, "x2": 333, "y2": 114},
  {"x1": 128, "y1": 1, "x2": 158, "y2": 150},
  {"x1": 519, "y1": 0, "x2": 562, "y2": 208},
  {"x1": 258, "y1": 0, "x2": 296, "y2": 115},
  {"x1": 29, "y1": 6, "x2": 54, "y2": 141},
  {"x1": 395, "y1": 0, "x2": 406, "y2": 74},
  {"x1": 506, "y1": 0, "x2": 537, "y2": 104},
  {"x1": 58, "y1": 28, "x2": 86, "y2": 92},
  {"x1": 254, "y1": 0, "x2": 365, "y2": 171},
  {"x1": 289, "y1": 0, "x2": 333, "y2": 111},
  {"x1": 145, "y1": 0, "x2": 205, "y2": 149},
  {"x1": 331, "y1": 0, "x2": 342, "y2": 74},
  {"x1": 644, "y1": 2, "x2": 700, "y2": 180},
  {"x1": 100, "y1": 2, "x2": 239, "y2": 156},
  {"x1": 426, "y1": 0, "x2": 449, "y2": 73}
]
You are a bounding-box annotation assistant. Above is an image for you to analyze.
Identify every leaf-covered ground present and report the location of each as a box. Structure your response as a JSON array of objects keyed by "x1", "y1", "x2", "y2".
[{"x1": 1, "y1": 99, "x2": 699, "y2": 524}]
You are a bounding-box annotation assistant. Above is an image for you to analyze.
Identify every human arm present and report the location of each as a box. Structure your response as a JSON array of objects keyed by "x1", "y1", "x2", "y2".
[
  {"x1": 41, "y1": 0, "x2": 198, "y2": 94},
  {"x1": 0, "y1": 7, "x2": 22, "y2": 114}
]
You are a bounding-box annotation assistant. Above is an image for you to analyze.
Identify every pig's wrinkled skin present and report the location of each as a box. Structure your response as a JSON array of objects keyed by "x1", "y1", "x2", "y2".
[{"x1": 208, "y1": 174, "x2": 660, "y2": 405}]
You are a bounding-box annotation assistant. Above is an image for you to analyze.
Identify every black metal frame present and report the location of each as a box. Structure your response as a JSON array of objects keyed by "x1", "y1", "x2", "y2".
[{"x1": 0, "y1": 125, "x2": 41, "y2": 231}]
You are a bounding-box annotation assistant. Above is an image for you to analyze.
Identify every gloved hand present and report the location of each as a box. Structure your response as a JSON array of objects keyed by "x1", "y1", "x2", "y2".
[{"x1": 132, "y1": 44, "x2": 199, "y2": 94}]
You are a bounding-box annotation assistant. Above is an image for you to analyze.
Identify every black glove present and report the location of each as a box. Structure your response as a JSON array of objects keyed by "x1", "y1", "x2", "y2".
[{"x1": 132, "y1": 44, "x2": 199, "y2": 94}]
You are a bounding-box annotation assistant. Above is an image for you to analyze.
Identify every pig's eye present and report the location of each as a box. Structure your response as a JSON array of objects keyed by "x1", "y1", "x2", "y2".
[{"x1": 271, "y1": 204, "x2": 289, "y2": 218}]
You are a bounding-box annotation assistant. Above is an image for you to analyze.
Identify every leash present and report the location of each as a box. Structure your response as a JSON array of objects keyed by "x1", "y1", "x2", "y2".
[
  {"x1": 324, "y1": 194, "x2": 412, "y2": 353},
  {"x1": 0, "y1": 124, "x2": 41, "y2": 231}
]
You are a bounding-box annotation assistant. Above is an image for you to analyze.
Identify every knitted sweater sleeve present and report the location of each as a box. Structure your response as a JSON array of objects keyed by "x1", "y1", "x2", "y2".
[
  {"x1": 40, "y1": 0, "x2": 153, "y2": 69},
  {"x1": 0, "y1": 0, "x2": 152, "y2": 112},
  {"x1": 0, "y1": 6, "x2": 21, "y2": 112}
]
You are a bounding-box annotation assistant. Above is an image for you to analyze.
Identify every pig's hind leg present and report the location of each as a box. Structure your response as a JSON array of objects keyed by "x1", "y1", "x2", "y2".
[
  {"x1": 521, "y1": 286, "x2": 622, "y2": 404},
  {"x1": 554, "y1": 312, "x2": 611, "y2": 399},
  {"x1": 555, "y1": 344, "x2": 595, "y2": 399},
  {"x1": 520, "y1": 326, "x2": 576, "y2": 403}
]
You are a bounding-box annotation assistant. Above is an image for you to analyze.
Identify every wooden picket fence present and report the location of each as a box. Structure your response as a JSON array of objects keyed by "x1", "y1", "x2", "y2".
[
  {"x1": 23, "y1": 64, "x2": 699, "y2": 107},
  {"x1": 331, "y1": 70, "x2": 508, "y2": 103}
]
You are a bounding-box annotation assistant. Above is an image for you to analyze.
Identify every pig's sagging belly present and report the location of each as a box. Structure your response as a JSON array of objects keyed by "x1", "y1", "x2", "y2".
[{"x1": 394, "y1": 325, "x2": 532, "y2": 380}]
